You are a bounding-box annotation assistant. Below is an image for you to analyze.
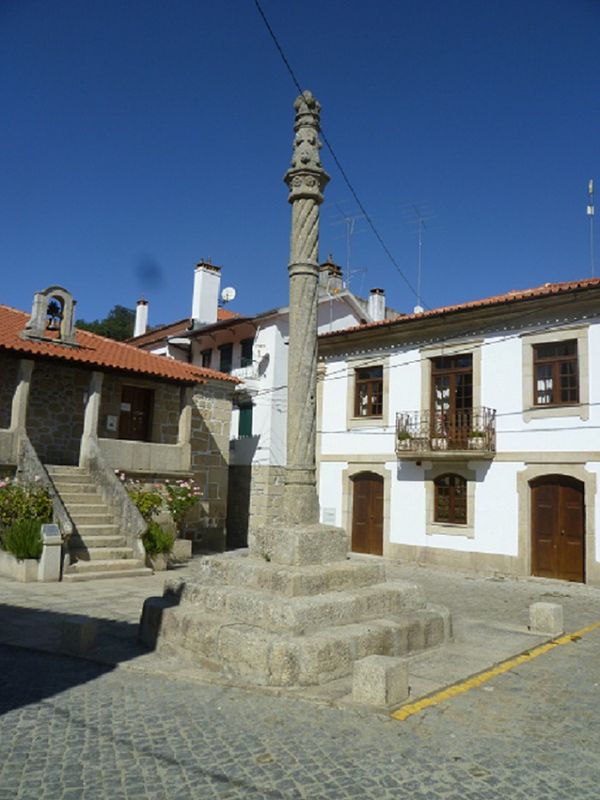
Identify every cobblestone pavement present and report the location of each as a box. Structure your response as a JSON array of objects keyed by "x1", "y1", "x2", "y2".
[{"x1": 2, "y1": 622, "x2": 600, "y2": 800}]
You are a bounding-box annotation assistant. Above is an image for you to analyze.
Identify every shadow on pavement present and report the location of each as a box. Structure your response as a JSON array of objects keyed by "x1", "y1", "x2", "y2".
[{"x1": 0, "y1": 603, "x2": 152, "y2": 716}]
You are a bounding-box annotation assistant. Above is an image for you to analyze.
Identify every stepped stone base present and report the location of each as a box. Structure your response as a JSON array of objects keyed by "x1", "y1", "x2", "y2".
[{"x1": 140, "y1": 523, "x2": 452, "y2": 688}]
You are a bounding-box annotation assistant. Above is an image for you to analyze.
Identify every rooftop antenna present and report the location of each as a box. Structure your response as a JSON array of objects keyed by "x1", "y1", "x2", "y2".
[
  {"x1": 588, "y1": 179, "x2": 595, "y2": 277},
  {"x1": 403, "y1": 202, "x2": 434, "y2": 312},
  {"x1": 330, "y1": 203, "x2": 366, "y2": 291}
]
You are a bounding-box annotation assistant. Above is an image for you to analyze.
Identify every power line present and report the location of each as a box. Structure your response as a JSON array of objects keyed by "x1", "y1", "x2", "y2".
[{"x1": 252, "y1": 0, "x2": 425, "y2": 307}]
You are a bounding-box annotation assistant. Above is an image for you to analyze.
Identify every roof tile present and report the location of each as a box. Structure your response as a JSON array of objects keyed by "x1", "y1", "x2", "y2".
[{"x1": 0, "y1": 305, "x2": 238, "y2": 384}]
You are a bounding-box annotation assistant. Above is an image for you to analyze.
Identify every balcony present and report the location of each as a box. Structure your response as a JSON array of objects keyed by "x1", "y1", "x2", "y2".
[{"x1": 395, "y1": 407, "x2": 496, "y2": 460}]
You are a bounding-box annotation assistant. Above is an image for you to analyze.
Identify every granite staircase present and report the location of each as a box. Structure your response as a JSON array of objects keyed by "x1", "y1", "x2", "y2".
[{"x1": 46, "y1": 466, "x2": 151, "y2": 582}]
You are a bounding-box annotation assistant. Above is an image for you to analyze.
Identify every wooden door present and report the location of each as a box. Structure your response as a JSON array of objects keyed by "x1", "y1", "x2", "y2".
[
  {"x1": 531, "y1": 475, "x2": 584, "y2": 582},
  {"x1": 118, "y1": 386, "x2": 153, "y2": 442},
  {"x1": 351, "y1": 473, "x2": 384, "y2": 556}
]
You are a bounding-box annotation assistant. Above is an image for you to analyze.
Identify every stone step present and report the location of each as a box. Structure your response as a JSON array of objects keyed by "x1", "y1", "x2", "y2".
[
  {"x1": 46, "y1": 466, "x2": 89, "y2": 476},
  {"x1": 172, "y1": 580, "x2": 425, "y2": 635},
  {"x1": 74, "y1": 524, "x2": 121, "y2": 537},
  {"x1": 150, "y1": 603, "x2": 450, "y2": 687},
  {"x1": 68, "y1": 512, "x2": 115, "y2": 526},
  {"x1": 63, "y1": 567, "x2": 153, "y2": 582},
  {"x1": 189, "y1": 553, "x2": 387, "y2": 597},
  {"x1": 69, "y1": 534, "x2": 127, "y2": 548},
  {"x1": 58, "y1": 491, "x2": 103, "y2": 506},
  {"x1": 65, "y1": 558, "x2": 147, "y2": 574},
  {"x1": 52, "y1": 481, "x2": 99, "y2": 494},
  {"x1": 65, "y1": 503, "x2": 109, "y2": 515},
  {"x1": 70, "y1": 547, "x2": 135, "y2": 562}
]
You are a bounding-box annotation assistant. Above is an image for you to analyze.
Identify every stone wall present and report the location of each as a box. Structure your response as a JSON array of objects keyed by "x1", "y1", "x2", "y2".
[
  {"x1": 99, "y1": 374, "x2": 180, "y2": 444},
  {"x1": 0, "y1": 353, "x2": 18, "y2": 429},
  {"x1": 27, "y1": 362, "x2": 88, "y2": 465},
  {"x1": 185, "y1": 379, "x2": 235, "y2": 551}
]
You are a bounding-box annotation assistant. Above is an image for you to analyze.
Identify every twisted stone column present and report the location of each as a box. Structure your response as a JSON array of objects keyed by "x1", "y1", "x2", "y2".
[{"x1": 283, "y1": 91, "x2": 329, "y2": 524}]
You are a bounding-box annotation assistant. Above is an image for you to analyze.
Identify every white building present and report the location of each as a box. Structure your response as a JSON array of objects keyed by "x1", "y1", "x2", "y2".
[
  {"x1": 317, "y1": 277, "x2": 600, "y2": 585},
  {"x1": 131, "y1": 258, "x2": 395, "y2": 545}
]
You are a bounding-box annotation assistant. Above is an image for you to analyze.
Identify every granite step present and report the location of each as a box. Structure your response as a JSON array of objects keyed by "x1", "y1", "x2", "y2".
[
  {"x1": 65, "y1": 558, "x2": 147, "y2": 574},
  {"x1": 69, "y1": 534, "x2": 127, "y2": 548},
  {"x1": 69, "y1": 547, "x2": 135, "y2": 562},
  {"x1": 187, "y1": 553, "x2": 387, "y2": 597},
  {"x1": 68, "y1": 512, "x2": 115, "y2": 526},
  {"x1": 170, "y1": 580, "x2": 426, "y2": 634},
  {"x1": 63, "y1": 567, "x2": 152, "y2": 582},
  {"x1": 149, "y1": 603, "x2": 450, "y2": 687}
]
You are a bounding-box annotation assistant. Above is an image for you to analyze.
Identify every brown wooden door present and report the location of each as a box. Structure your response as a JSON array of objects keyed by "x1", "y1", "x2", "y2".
[
  {"x1": 118, "y1": 386, "x2": 153, "y2": 442},
  {"x1": 531, "y1": 476, "x2": 585, "y2": 582},
  {"x1": 351, "y1": 473, "x2": 384, "y2": 555}
]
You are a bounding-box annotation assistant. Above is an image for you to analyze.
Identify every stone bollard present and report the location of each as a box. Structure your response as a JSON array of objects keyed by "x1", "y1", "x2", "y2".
[
  {"x1": 352, "y1": 655, "x2": 409, "y2": 707},
  {"x1": 61, "y1": 615, "x2": 98, "y2": 655},
  {"x1": 38, "y1": 524, "x2": 62, "y2": 582},
  {"x1": 529, "y1": 602, "x2": 564, "y2": 636}
]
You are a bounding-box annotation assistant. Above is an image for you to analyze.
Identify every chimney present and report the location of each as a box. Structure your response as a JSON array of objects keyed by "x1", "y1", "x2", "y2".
[
  {"x1": 191, "y1": 260, "x2": 221, "y2": 326},
  {"x1": 368, "y1": 288, "x2": 385, "y2": 322},
  {"x1": 318, "y1": 255, "x2": 344, "y2": 294},
  {"x1": 134, "y1": 298, "x2": 149, "y2": 337}
]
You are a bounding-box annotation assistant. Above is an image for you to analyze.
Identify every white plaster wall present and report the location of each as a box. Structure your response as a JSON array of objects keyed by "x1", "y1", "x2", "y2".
[
  {"x1": 388, "y1": 349, "x2": 420, "y2": 421},
  {"x1": 389, "y1": 461, "x2": 426, "y2": 544},
  {"x1": 318, "y1": 460, "x2": 347, "y2": 527}
]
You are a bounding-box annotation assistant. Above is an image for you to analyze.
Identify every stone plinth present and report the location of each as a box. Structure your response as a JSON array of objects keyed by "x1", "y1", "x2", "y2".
[
  {"x1": 352, "y1": 655, "x2": 409, "y2": 707},
  {"x1": 140, "y1": 545, "x2": 451, "y2": 688},
  {"x1": 529, "y1": 602, "x2": 564, "y2": 636}
]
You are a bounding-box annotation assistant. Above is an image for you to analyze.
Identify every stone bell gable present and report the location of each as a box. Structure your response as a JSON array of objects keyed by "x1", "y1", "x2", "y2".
[{"x1": 22, "y1": 286, "x2": 78, "y2": 345}]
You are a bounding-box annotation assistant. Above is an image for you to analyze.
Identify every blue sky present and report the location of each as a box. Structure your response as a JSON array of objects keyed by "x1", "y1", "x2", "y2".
[{"x1": 2, "y1": 0, "x2": 599, "y2": 326}]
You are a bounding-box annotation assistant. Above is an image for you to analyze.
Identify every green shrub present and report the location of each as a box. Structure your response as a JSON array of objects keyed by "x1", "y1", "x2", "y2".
[
  {"x1": 142, "y1": 522, "x2": 174, "y2": 556},
  {"x1": 2, "y1": 518, "x2": 44, "y2": 560},
  {"x1": 128, "y1": 489, "x2": 163, "y2": 522},
  {"x1": 0, "y1": 479, "x2": 52, "y2": 528}
]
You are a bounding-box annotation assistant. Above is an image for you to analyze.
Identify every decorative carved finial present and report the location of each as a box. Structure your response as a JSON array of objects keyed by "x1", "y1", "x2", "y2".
[{"x1": 284, "y1": 90, "x2": 329, "y2": 205}]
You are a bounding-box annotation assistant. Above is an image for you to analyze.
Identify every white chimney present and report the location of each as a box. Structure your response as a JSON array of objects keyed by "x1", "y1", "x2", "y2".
[
  {"x1": 134, "y1": 298, "x2": 149, "y2": 337},
  {"x1": 368, "y1": 288, "x2": 385, "y2": 322},
  {"x1": 191, "y1": 260, "x2": 221, "y2": 325}
]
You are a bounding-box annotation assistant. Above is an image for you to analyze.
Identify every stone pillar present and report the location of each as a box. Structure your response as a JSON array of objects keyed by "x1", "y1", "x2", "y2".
[
  {"x1": 178, "y1": 386, "x2": 193, "y2": 445},
  {"x1": 79, "y1": 371, "x2": 103, "y2": 466},
  {"x1": 283, "y1": 91, "x2": 330, "y2": 524},
  {"x1": 10, "y1": 359, "x2": 35, "y2": 434}
]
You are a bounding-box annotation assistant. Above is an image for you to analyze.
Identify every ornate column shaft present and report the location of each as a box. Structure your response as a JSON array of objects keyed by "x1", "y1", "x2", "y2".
[{"x1": 283, "y1": 91, "x2": 330, "y2": 524}]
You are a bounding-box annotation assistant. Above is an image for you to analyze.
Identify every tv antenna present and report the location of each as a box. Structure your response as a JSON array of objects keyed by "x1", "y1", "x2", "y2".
[
  {"x1": 588, "y1": 179, "x2": 595, "y2": 277},
  {"x1": 329, "y1": 202, "x2": 366, "y2": 291},
  {"x1": 402, "y1": 202, "x2": 435, "y2": 311}
]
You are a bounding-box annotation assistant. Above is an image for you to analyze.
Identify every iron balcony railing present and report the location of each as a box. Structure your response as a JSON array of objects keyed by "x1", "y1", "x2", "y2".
[{"x1": 396, "y1": 407, "x2": 496, "y2": 456}]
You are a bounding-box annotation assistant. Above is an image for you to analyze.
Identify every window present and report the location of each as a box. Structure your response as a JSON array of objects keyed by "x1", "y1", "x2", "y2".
[
  {"x1": 201, "y1": 348, "x2": 212, "y2": 368},
  {"x1": 354, "y1": 366, "x2": 383, "y2": 417},
  {"x1": 434, "y1": 473, "x2": 467, "y2": 525},
  {"x1": 219, "y1": 343, "x2": 233, "y2": 374},
  {"x1": 238, "y1": 403, "x2": 253, "y2": 437},
  {"x1": 240, "y1": 337, "x2": 254, "y2": 368},
  {"x1": 533, "y1": 340, "x2": 578, "y2": 406}
]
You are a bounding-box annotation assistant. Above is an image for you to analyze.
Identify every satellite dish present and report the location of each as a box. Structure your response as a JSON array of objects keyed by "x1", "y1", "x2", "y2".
[{"x1": 221, "y1": 286, "x2": 237, "y2": 304}]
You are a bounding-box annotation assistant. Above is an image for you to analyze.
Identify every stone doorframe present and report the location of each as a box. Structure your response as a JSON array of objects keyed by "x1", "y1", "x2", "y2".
[
  {"x1": 341, "y1": 462, "x2": 392, "y2": 557},
  {"x1": 517, "y1": 463, "x2": 598, "y2": 585}
]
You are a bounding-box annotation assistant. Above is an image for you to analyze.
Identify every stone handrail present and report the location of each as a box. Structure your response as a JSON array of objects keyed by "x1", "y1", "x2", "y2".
[
  {"x1": 82, "y1": 437, "x2": 146, "y2": 560},
  {"x1": 17, "y1": 434, "x2": 73, "y2": 541}
]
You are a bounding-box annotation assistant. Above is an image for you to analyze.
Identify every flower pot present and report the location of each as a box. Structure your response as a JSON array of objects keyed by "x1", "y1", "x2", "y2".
[
  {"x1": 397, "y1": 438, "x2": 413, "y2": 451},
  {"x1": 468, "y1": 437, "x2": 486, "y2": 450}
]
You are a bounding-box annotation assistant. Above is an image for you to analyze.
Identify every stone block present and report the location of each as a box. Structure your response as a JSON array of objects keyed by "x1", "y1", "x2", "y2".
[
  {"x1": 352, "y1": 655, "x2": 409, "y2": 707},
  {"x1": 172, "y1": 539, "x2": 192, "y2": 560},
  {"x1": 61, "y1": 615, "x2": 98, "y2": 654},
  {"x1": 251, "y1": 523, "x2": 348, "y2": 566},
  {"x1": 529, "y1": 602, "x2": 564, "y2": 636}
]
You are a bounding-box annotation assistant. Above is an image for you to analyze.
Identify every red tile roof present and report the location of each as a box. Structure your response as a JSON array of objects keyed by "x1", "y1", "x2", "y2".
[
  {"x1": 0, "y1": 305, "x2": 238, "y2": 385},
  {"x1": 129, "y1": 307, "x2": 240, "y2": 347},
  {"x1": 320, "y1": 278, "x2": 600, "y2": 339}
]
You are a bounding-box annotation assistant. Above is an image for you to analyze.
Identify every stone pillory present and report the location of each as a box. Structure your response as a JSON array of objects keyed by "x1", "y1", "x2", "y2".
[
  {"x1": 283, "y1": 90, "x2": 330, "y2": 524},
  {"x1": 140, "y1": 92, "x2": 451, "y2": 693}
]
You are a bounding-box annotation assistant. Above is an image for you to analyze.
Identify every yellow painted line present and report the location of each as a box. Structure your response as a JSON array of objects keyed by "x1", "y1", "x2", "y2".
[{"x1": 392, "y1": 618, "x2": 600, "y2": 722}]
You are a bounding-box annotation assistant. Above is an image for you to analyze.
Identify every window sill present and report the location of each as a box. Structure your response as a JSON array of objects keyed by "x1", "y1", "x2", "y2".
[
  {"x1": 523, "y1": 404, "x2": 588, "y2": 423},
  {"x1": 347, "y1": 415, "x2": 385, "y2": 430},
  {"x1": 427, "y1": 522, "x2": 474, "y2": 539}
]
